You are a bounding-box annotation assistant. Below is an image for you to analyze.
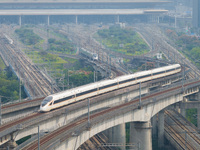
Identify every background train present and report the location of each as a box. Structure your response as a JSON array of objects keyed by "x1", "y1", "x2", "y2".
[
  {"x1": 3, "y1": 34, "x2": 13, "y2": 44},
  {"x1": 79, "y1": 48, "x2": 98, "y2": 60},
  {"x1": 40, "y1": 64, "x2": 181, "y2": 112}
]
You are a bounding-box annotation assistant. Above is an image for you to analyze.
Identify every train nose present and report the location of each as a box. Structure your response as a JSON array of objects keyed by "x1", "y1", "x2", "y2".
[{"x1": 40, "y1": 105, "x2": 45, "y2": 112}]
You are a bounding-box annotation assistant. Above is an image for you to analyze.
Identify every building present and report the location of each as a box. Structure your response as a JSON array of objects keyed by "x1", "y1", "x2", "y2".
[
  {"x1": 193, "y1": 0, "x2": 200, "y2": 28},
  {"x1": 0, "y1": 0, "x2": 171, "y2": 25}
]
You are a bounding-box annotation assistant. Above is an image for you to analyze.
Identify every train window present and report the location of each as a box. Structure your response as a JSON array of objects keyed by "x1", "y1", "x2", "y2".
[
  {"x1": 49, "y1": 102, "x2": 52, "y2": 106},
  {"x1": 76, "y1": 88, "x2": 98, "y2": 97},
  {"x1": 41, "y1": 96, "x2": 53, "y2": 106},
  {"x1": 119, "y1": 78, "x2": 135, "y2": 84},
  {"x1": 166, "y1": 68, "x2": 175, "y2": 72},
  {"x1": 54, "y1": 95, "x2": 75, "y2": 104},
  {"x1": 153, "y1": 71, "x2": 166, "y2": 75},
  {"x1": 99, "y1": 83, "x2": 118, "y2": 90},
  {"x1": 137, "y1": 74, "x2": 151, "y2": 79}
]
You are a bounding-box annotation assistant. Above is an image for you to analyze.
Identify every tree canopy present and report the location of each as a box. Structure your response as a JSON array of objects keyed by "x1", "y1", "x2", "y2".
[
  {"x1": 15, "y1": 28, "x2": 42, "y2": 45},
  {"x1": 48, "y1": 38, "x2": 75, "y2": 54},
  {"x1": 0, "y1": 68, "x2": 26, "y2": 103},
  {"x1": 165, "y1": 29, "x2": 200, "y2": 68},
  {"x1": 97, "y1": 26, "x2": 149, "y2": 56}
]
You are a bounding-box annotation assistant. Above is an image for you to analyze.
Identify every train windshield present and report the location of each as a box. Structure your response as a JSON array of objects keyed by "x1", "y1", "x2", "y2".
[
  {"x1": 93, "y1": 54, "x2": 98, "y2": 60},
  {"x1": 41, "y1": 96, "x2": 53, "y2": 107}
]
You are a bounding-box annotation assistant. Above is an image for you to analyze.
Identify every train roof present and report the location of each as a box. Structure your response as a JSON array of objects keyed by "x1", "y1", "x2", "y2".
[{"x1": 48, "y1": 64, "x2": 180, "y2": 100}]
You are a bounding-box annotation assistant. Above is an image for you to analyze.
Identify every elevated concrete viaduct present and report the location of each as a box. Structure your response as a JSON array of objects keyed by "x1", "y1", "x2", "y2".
[
  {"x1": 0, "y1": 79, "x2": 150, "y2": 147},
  {"x1": 1, "y1": 74, "x2": 197, "y2": 149},
  {"x1": 22, "y1": 79, "x2": 200, "y2": 150}
]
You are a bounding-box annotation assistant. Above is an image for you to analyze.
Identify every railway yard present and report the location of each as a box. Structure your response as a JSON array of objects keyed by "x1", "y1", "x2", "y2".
[
  {"x1": 135, "y1": 24, "x2": 200, "y2": 79},
  {"x1": 0, "y1": 34, "x2": 60, "y2": 98},
  {"x1": 0, "y1": 24, "x2": 200, "y2": 149}
]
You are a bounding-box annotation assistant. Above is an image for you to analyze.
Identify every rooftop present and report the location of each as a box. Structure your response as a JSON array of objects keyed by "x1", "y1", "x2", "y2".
[
  {"x1": 0, "y1": 0, "x2": 171, "y2": 3},
  {"x1": 0, "y1": 9, "x2": 168, "y2": 15}
]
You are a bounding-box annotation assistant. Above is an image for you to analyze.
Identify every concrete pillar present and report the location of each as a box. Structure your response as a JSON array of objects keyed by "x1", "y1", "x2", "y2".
[
  {"x1": 158, "y1": 110, "x2": 164, "y2": 149},
  {"x1": 116, "y1": 15, "x2": 119, "y2": 23},
  {"x1": 4, "y1": 139, "x2": 17, "y2": 149},
  {"x1": 47, "y1": 15, "x2": 50, "y2": 26},
  {"x1": 180, "y1": 103, "x2": 186, "y2": 117},
  {"x1": 107, "y1": 127, "x2": 113, "y2": 143},
  {"x1": 174, "y1": 102, "x2": 180, "y2": 113},
  {"x1": 19, "y1": 15, "x2": 21, "y2": 26},
  {"x1": 151, "y1": 114, "x2": 157, "y2": 138},
  {"x1": 130, "y1": 121, "x2": 152, "y2": 150},
  {"x1": 183, "y1": 97, "x2": 188, "y2": 102},
  {"x1": 75, "y1": 15, "x2": 78, "y2": 25},
  {"x1": 195, "y1": 92, "x2": 200, "y2": 101},
  {"x1": 113, "y1": 124, "x2": 126, "y2": 150},
  {"x1": 197, "y1": 108, "x2": 200, "y2": 129},
  {"x1": 175, "y1": 16, "x2": 177, "y2": 28},
  {"x1": 106, "y1": 124, "x2": 126, "y2": 150}
]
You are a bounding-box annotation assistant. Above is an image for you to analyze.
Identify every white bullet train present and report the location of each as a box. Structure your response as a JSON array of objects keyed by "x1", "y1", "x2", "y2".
[
  {"x1": 40, "y1": 64, "x2": 181, "y2": 112},
  {"x1": 79, "y1": 48, "x2": 98, "y2": 61}
]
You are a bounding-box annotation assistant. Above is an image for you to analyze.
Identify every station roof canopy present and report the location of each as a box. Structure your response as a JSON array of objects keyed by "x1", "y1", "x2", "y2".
[
  {"x1": 0, "y1": 9, "x2": 168, "y2": 16},
  {"x1": 0, "y1": 0, "x2": 171, "y2": 4}
]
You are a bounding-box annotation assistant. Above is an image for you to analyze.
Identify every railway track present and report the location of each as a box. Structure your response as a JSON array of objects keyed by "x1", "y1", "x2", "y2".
[
  {"x1": 2, "y1": 97, "x2": 44, "y2": 110},
  {"x1": 20, "y1": 79, "x2": 200, "y2": 150},
  {"x1": 165, "y1": 110, "x2": 200, "y2": 150},
  {"x1": 165, "y1": 121, "x2": 195, "y2": 149},
  {"x1": 57, "y1": 26, "x2": 129, "y2": 76},
  {"x1": 135, "y1": 25, "x2": 200, "y2": 79},
  {"x1": 0, "y1": 34, "x2": 60, "y2": 98}
]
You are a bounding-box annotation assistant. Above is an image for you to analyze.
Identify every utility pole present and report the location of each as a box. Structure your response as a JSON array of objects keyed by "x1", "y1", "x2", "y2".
[
  {"x1": 67, "y1": 70, "x2": 69, "y2": 89},
  {"x1": 19, "y1": 78, "x2": 21, "y2": 102},
  {"x1": 182, "y1": 62, "x2": 185, "y2": 90},
  {"x1": 138, "y1": 142, "x2": 140, "y2": 150},
  {"x1": 138, "y1": 82, "x2": 142, "y2": 109},
  {"x1": 51, "y1": 82, "x2": 53, "y2": 94},
  {"x1": 174, "y1": 52, "x2": 175, "y2": 63},
  {"x1": 139, "y1": 82, "x2": 141, "y2": 104},
  {"x1": 0, "y1": 97, "x2": 1, "y2": 125},
  {"x1": 94, "y1": 71, "x2": 95, "y2": 82},
  {"x1": 109, "y1": 55, "x2": 111, "y2": 77},
  {"x1": 87, "y1": 98, "x2": 90, "y2": 128},
  {"x1": 96, "y1": 71, "x2": 98, "y2": 81},
  {"x1": 185, "y1": 131, "x2": 187, "y2": 150},
  {"x1": 62, "y1": 70, "x2": 64, "y2": 91},
  {"x1": 152, "y1": 39, "x2": 154, "y2": 51},
  {"x1": 38, "y1": 126, "x2": 40, "y2": 150}
]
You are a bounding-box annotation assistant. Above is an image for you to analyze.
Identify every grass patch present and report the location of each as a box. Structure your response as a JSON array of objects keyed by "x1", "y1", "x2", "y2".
[
  {"x1": 0, "y1": 57, "x2": 6, "y2": 70},
  {"x1": 95, "y1": 26, "x2": 149, "y2": 56},
  {"x1": 186, "y1": 108, "x2": 197, "y2": 126},
  {"x1": 15, "y1": 28, "x2": 42, "y2": 46}
]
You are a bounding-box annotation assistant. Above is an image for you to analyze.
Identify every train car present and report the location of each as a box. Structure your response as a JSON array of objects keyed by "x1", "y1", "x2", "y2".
[
  {"x1": 40, "y1": 64, "x2": 181, "y2": 112},
  {"x1": 3, "y1": 34, "x2": 13, "y2": 44},
  {"x1": 79, "y1": 48, "x2": 98, "y2": 61}
]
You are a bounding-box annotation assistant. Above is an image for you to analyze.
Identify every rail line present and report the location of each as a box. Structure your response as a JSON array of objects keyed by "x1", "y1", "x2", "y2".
[
  {"x1": 135, "y1": 25, "x2": 200, "y2": 79},
  {"x1": 165, "y1": 121, "x2": 195, "y2": 149},
  {"x1": 0, "y1": 34, "x2": 60, "y2": 98},
  {"x1": 57, "y1": 26, "x2": 129, "y2": 76},
  {"x1": 165, "y1": 110, "x2": 200, "y2": 149},
  {"x1": 2, "y1": 97, "x2": 44, "y2": 110},
  {"x1": 166, "y1": 110, "x2": 200, "y2": 145}
]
